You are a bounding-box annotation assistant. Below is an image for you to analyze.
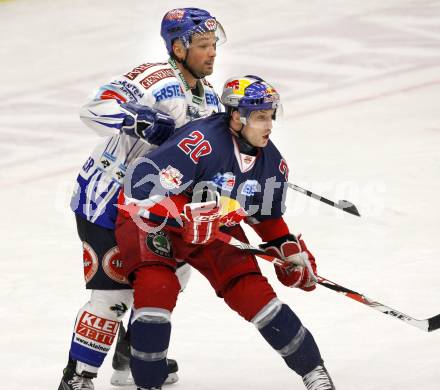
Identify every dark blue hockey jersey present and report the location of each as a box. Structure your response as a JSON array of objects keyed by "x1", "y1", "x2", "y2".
[{"x1": 124, "y1": 113, "x2": 290, "y2": 226}]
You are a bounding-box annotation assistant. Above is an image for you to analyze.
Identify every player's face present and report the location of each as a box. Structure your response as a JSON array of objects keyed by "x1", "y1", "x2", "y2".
[
  {"x1": 186, "y1": 32, "x2": 217, "y2": 77},
  {"x1": 241, "y1": 110, "x2": 274, "y2": 148}
]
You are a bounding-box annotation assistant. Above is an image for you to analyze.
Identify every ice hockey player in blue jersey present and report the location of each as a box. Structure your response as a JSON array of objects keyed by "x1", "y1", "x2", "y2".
[
  {"x1": 58, "y1": 8, "x2": 226, "y2": 390},
  {"x1": 115, "y1": 76, "x2": 336, "y2": 390}
]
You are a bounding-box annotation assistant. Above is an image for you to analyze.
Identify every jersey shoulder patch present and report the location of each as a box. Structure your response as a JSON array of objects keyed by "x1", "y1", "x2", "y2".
[
  {"x1": 265, "y1": 141, "x2": 289, "y2": 181},
  {"x1": 123, "y1": 62, "x2": 168, "y2": 81},
  {"x1": 139, "y1": 68, "x2": 176, "y2": 90}
]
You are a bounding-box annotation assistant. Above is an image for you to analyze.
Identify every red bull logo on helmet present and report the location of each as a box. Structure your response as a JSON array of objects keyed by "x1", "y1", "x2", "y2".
[
  {"x1": 225, "y1": 80, "x2": 240, "y2": 89},
  {"x1": 263, "y1": 87, "x2": 280, "y2": 105},
  {"x1": 165, "y1": 9, "x2": 185, "y2": 21},
  {"x1": 225, "y1": 78, "x2": 252, "y2": 96}
]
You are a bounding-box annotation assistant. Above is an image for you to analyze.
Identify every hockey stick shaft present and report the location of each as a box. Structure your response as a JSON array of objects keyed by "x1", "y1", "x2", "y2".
[
  {"x1": 287, "y1": 182, "x2": 361, "y2": 217},
  {"x1": 221, "y1": 233, "x2": 440, "y2": 332},
  {"x1": 217, "y1": 234, "x2": 440, "y2": 332},
  {"x1": 122, "y1": 205, "x2": 439, "y2": 332}
]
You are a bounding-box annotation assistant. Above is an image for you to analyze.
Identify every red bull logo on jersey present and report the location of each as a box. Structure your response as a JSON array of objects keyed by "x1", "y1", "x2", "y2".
[{"x1": 160, "y1": 165, "x2": 183, "y2": 190}]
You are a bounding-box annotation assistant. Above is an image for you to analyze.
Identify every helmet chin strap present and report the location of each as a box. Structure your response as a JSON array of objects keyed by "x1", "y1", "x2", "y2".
[{"x1": 230, "y1": 121, "x2": 257, "y2": 155}]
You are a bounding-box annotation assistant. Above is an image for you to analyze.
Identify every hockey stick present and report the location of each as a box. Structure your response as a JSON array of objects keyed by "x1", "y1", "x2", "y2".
[
  {"x1": 122, "y1": 205, "x2": 440, "y2": 332},
  {"x1": 215, "y1": 234, "x2": 440, "y2": 333},
  {"x1": 287, "y1": 182, "x2": 361, "y2": 217}
]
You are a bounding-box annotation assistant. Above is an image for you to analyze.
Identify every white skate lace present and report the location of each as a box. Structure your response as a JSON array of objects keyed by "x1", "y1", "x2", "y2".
[{"x1": 302, "y1": 365, "x2": 335, "y2": 390}]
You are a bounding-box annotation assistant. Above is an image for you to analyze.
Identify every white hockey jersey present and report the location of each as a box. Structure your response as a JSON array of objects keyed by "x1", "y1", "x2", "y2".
[{"x1": 71, "y1": 58, "x2": 221, "y2": 229}]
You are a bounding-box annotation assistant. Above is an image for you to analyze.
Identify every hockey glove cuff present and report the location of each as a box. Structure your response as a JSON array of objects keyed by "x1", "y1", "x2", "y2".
[
  {"x1": 120, "y1": 102, "x2": 175, "y2": 146},
  {"x1": 181, "y1": 193, "x2": 222, "y2": 245},
  {"x1": 260, "y1": 234, "x2": 317, "y2": 291}
]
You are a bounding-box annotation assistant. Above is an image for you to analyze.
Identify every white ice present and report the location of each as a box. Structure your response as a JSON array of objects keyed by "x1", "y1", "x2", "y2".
[{"x1": 1, "y1": 0, "x2": 440, "y2": 389}]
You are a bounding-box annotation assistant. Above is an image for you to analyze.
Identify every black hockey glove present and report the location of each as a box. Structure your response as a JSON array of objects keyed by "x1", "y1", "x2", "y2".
[{"x1": 120, "y1": 102, "x2": 175, "y2": 146}]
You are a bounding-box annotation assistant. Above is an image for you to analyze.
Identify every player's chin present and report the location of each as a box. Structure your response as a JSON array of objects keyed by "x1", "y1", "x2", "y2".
[
  {"x1": 203, "y1": 64, "x2": 214, "y2": 75},
  {"x1": 259, "y1": 137, "x2": 269, "y2": 147},
  {"x1": 261, "y1": 134, "x2": 270, "y2": 146}
]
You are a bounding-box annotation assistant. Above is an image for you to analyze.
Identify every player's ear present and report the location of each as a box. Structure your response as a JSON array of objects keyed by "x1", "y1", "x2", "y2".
[
  {"x1": 172, "y1": 40, "x2": 186, "y2": 62},
  {"x1": 231, "y1": 110, "x2": 241, "y2": 123}
]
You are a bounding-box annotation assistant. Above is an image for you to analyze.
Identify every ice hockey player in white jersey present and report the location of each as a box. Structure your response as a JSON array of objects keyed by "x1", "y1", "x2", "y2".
[{"x1": 58, "y1": 8, "x2": 226, "y2": 390}]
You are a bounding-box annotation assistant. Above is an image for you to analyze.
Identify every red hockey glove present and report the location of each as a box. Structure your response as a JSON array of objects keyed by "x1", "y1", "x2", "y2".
[
  {"x1": 260, "y1": 234, "x2": 317, "y2": 291},
  {"x1": 181, "y1": 195, "x2": 221, "y2": 245}
]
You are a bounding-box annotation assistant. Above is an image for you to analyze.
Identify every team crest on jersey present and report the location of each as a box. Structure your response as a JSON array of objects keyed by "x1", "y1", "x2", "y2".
[
  {"x1": 83, "y1": 242, "x2": 99, "y2": 283},
  {"x1": 241, "y1": 180, "x2": 259, "y2": 197},
  {"x1": 146, "y1": 231, "x2": 173, "y2": 258},
  {"x1": 159, "y1": 165, "x2": 183, "y2": 190},
  {"x1": 212, "y1": 172, "x2": 236, "y2": 192},
  {"x1": 102, "y1": 246, "x2": 129, "y2": 285}
]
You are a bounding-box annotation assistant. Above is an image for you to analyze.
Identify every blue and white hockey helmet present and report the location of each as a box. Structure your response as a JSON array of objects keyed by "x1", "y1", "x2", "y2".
[
  {"x1": 221, "y1": 75, "x2": 282, "y2": 125},
  {"x1": 160, "y1": 8, "x2": 226, "y2": 54}
]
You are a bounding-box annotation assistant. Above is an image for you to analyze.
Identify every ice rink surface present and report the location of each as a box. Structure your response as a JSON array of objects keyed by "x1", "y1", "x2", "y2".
[{"x1": 1, "y1": 0, "x2": 440, "y2": 389}]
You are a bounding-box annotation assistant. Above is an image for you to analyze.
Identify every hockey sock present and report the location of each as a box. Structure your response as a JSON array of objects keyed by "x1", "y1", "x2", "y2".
[
  {"x1": 130, "y1": 308, "x2": 171, "y2": 388},
  {"x1": 253, "y1": 299, "x2": 322, "y2": 376},
  {"x1": 69, "y1": 290, "x2": 132, "y2": 369}
]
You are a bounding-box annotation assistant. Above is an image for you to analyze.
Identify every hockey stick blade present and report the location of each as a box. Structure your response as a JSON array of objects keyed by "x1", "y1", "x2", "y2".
[
  {"x1": 288, "y1": 183, "x2": 361, "y2": 217},
  {"x1": 427, "y1": 314, "x2": 440, "y2": 332},
  {"x1": 316, "y1": 277, "x2": 440, "y2": 332},
  {"x1": 337, "y1": 200, "x2": 361, "y2": 217}
]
